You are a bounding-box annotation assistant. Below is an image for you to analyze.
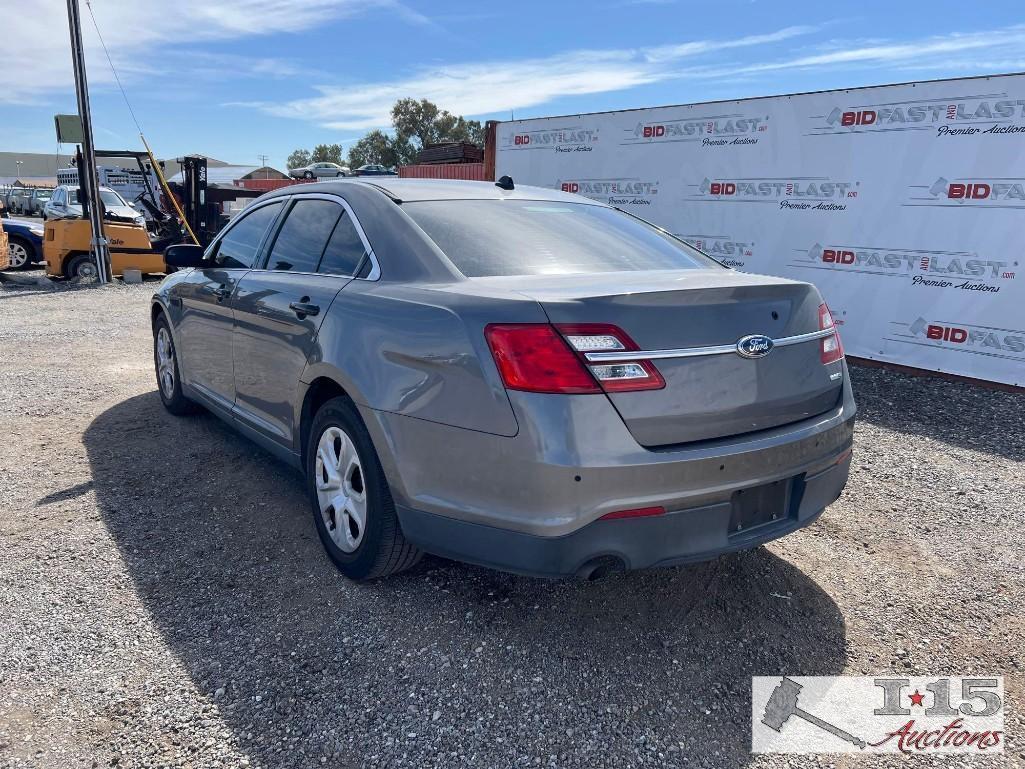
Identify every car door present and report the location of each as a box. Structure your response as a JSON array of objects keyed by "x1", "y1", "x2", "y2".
[
  {"x1": 231, "y1": 194, "x2": 372, "y2": 452},
  {"x1": 173, "y1": 200, "x2": 283, "y2": 414}
]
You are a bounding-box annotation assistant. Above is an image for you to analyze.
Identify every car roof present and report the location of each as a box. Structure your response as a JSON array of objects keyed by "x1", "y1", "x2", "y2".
[{"x1": 270, "y1": 178, "x2": 608, "y2": 205}]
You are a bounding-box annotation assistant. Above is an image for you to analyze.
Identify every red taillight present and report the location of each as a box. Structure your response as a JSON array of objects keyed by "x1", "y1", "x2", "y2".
[
  {"x1": 485, "y1": 323, "x2": 665, "y2": 394},
  {"x1": 599, "y1": 506, "x2": 666, "y2": 521},
  {"x1": 556, "y1": 323, "x2": 665, "y2": 392},
  {"x1": 819, "y1": 304, "x2": 844, "y2": 364},
  {"x1": 484, "y1": 324, "x2": 601, "y2": 394}
]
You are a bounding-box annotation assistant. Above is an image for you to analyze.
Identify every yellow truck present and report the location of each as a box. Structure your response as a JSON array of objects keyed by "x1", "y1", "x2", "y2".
[{"x1": 43, "y1": 218, "x2": 166, "y2": 280}]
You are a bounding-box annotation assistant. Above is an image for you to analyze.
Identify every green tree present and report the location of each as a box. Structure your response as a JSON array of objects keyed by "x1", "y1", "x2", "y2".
[
  {"x1": 347, "y1": 130, "x2": 402, "y2": 169},
  {"x1": 346, "y1": 99, "x2": 484, "y2": 168},
  {"x1": 296, "y1": 100, "x2": 484, "y2": 170},
  {"x1": 286, "y1": 148, "x2": 311, "y2": 170},
  {"x1": 311, "y1": 143, "x2": 344, "y2": 164},
  {"x1": 390, "y1": 98, "x2": 484, "y2": 158}
]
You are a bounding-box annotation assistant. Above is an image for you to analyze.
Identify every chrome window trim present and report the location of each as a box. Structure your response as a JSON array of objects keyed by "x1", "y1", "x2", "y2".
[{"x1": 583, "y1": 327, "x2": 836, "y2": 363}]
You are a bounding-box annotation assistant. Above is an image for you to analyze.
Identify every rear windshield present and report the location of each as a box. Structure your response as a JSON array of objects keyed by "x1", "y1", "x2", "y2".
[{"x1": 402, "y1": 200, "x2": 719, "y2": 277}]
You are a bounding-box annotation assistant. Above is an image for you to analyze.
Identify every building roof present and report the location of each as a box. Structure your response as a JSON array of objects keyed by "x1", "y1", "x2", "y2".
[
  {"x1": 167, "y1": 164, "x2": 287, "y2": 186},
  {"x1": 0, "y1": 176, "x2": 58, "y2": 188},
  {"x1": 0, "y1": 152, "x2": 74, "y2": 178}
]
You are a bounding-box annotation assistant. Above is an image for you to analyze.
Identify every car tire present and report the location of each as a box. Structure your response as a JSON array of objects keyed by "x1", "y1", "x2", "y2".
[
  {"x1": 304, "y1": 171, "x2": 314, "y2": 179},
  {"x1": 153, "y1": 315, "x2": 201, "y2": 416},
  {"x1": 306, "y1": 396, "x2": 421, "y2": 580},
  {"x1": 65, "y1": 253, "x2": 100, "y2": 281},
  {"x1": 7, "y1": 236, "x2": 33, "y2": 269},
  {"x1": 336, "y1": 172, "x2": 343, "y2": 177}
]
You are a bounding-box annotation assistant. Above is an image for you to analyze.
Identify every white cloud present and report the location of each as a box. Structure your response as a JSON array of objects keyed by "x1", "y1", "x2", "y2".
[
  {"x1": 252, "y1": 26, "x2": 816, "y2": 130},
  {"x1": 250, "y1": 24, "x2": 1025, "y2": 131},
  {"x1": 734, "y1": 26, "x2": 1025, "y2": 75},
  {"x1": 0, "y1": 0, "x2": 421, "y2": 104}
]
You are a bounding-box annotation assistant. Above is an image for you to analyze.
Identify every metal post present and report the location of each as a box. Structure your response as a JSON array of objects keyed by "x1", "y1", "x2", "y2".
[{"x1": 65, "y1": 0, "x2": 111, "y2": 283}]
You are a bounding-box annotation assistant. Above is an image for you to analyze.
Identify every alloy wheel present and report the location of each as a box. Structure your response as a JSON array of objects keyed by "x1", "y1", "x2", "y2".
[
  {"x1": 156, "y1": 327, "x2": 175, "y2": 397},
  {"x1": 315, "y1": 425, "x2": 367, "y2": 553},
  {"x1": 8, "y1": 242, "x2": 29, "y2": 268}
]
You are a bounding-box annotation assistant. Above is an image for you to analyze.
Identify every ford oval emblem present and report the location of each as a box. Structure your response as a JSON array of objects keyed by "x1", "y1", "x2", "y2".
[{"x1": 736, "y1": 334, "x2": 774, "y2": 359}]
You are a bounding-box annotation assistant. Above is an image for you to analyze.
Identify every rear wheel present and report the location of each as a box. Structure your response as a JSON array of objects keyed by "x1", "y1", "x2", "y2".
[
  {"x1": 306, "y1": 396, "x2": 421, "y2": 580},
  {"x1": 6, "y1": 237, "x2": 31, "y2": 269},
  {"x1": 153, "y1": 316, "x2": 201, "y2": 415}
]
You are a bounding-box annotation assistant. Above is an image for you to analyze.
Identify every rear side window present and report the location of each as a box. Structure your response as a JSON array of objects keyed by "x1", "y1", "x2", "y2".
[
  {"x1": 318, "y1": 212, "x2": 367, "y2": 276},
  {"x1": 267, "y1": 199, "x2": 341, "y2": 272},
  {"x1": 214, "y1": 201, "x2": 282, "y2": 269},
  {"x1": 403, "y1": 200, "x2": 719, "y2": 277}
]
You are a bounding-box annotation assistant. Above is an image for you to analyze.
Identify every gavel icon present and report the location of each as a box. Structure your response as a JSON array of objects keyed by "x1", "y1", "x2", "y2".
[{"x1": 761, "y1": 677, "x2": 866, "y2": 749}]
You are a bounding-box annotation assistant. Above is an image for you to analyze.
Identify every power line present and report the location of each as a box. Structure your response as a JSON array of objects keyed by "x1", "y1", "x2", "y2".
[{"x1": 84, "y1": 0, "x2": 144, "y2": 136}]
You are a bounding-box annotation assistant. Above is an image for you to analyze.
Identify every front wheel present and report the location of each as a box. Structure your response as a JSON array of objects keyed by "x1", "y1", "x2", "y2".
[
  {"x1": 153, "y1": 316, "x2": 201, "y2": 415},
  {"x1": 304, "y1": 171, "x2": 314, "y2": 179},
  {"x1": 65, "y1": 253, "x2": 99, "y2": 281},
  {"x1": 306, "y1": 396, "x2": 421, "y2": 580}
]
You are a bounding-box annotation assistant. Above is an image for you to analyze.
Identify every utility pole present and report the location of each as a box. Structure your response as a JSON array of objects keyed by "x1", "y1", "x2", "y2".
[
  {"x1": 258, "y1": 154, "x2": 269, "y2": 179},
  {"x1": 65, "y1": 0, "x2": 111, "y2": 283}
]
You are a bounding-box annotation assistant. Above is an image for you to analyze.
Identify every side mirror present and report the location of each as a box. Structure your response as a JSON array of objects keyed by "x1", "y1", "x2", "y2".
[{"x1": 164, "y1": 243, "x2": 206, "y2": 268}]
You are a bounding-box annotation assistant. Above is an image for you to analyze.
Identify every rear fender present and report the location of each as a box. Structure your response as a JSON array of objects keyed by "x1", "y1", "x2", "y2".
[{"x1": 304, "y1": 282, "x2": 539, "y2": 438}]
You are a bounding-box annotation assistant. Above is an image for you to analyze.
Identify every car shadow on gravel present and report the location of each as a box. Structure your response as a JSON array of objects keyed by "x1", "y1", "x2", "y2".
[{"x1": 84, "y1": 392, "x2": 847, "y2": 767}]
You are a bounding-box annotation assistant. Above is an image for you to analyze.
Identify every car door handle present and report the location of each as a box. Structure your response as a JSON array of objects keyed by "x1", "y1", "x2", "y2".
[
  {"x1": 289, "y1": 301, "x2": 320, "y2": 318},
  {"x1": 213, "y1": 286, "x2": 231, "y2": 301}
]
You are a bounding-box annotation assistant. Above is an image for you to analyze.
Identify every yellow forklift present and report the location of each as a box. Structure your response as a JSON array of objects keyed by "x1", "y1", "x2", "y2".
[
  {"x1": 44, "y1": 151, "x2": 259, "y2": 280},
  {"x1": 43, "y1": 149, "x2": 189, "y2": 280},
  {"x1": 44, "y1": 218, "x2": 165, "y2": 279}
]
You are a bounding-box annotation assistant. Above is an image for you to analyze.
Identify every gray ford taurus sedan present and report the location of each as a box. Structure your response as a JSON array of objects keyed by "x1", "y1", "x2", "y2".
[{"x1": 152, "y1": 178, "x2": 855, "y2": 580}]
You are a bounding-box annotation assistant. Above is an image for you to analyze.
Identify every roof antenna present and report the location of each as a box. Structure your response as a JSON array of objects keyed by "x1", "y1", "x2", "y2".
[{"x1": 495, "y1": 175, "x2": 514, "y2": 190}]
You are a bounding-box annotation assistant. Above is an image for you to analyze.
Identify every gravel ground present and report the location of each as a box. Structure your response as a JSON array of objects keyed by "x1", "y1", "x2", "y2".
[{"x1": 1, "y1": 277, "x2": 1022, "y2": 768}]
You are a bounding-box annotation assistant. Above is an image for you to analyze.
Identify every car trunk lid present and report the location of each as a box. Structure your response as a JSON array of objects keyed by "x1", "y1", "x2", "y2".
[{"x1": 478, "y1": 269, "x2": 843, "y2": 446}]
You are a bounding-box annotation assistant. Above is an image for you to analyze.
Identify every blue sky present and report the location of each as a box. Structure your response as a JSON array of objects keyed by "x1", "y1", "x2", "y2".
[{"x1": 5, "y1": 0, "x2": 1025, "y2": 169}]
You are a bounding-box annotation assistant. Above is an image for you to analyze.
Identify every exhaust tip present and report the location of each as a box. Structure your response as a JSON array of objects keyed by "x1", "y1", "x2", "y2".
[{"x1": 576, "y1": 555, "x2": 627, "y2": 581}]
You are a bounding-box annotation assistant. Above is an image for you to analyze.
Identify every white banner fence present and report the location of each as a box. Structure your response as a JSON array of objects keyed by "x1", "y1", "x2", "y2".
[{"x1": 494, "y1": 74, "x2": 1025, "y2": 387}]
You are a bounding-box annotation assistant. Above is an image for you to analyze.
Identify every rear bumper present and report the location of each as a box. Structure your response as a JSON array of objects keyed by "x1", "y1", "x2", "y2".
[
  {"x1": 396, "y1": 453, "x2": 849, "y2": 578},
  {"x1": 360, "y1": 362, "x2": 856, "y2": 575}
]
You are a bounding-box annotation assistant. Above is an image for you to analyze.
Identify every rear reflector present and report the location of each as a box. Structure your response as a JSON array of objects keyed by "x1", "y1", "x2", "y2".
[
  {"x1": 818, "y1": 304, "x2": 844, "y2": 365},
  {"x1": 484, "y1": 324, "x2": 601, "y2": 394},
  {"x1": 599, "y1": 506, "x2": 667, "y2": 521}
]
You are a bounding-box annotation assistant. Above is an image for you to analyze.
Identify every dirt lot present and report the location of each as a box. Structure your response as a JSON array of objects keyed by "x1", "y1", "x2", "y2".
[{"x1": 1, "y1": 278, "x2": 1023, "y2": 768}]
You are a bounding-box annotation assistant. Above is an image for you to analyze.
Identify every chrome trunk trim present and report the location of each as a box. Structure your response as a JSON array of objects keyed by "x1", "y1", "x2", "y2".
[{"x1": 583, "y1": 327, "x2": 836, "y2": 362}]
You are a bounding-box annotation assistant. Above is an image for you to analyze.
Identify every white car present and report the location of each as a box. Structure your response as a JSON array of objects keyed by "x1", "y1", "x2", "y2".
[
  {"x1": 288, "y1": 162, "x2": 351, "y2": 179},
  {"x1": 43, "y1": 185, "x2": 145, "y2": 225}
]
